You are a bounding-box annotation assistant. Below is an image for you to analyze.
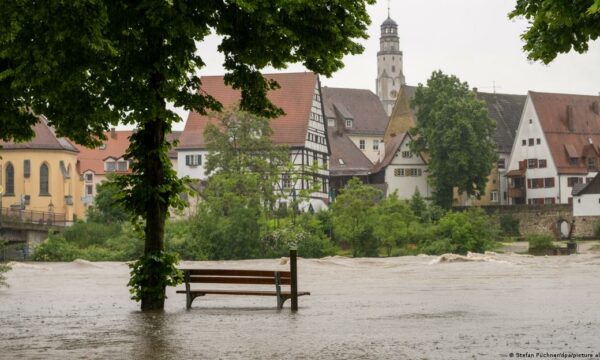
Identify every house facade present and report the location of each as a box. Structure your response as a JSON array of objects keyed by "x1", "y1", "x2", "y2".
[
  {"x1": 177, "y1": 72, "x2": 330, "y2": 210},
  {"x1": 370, "y1": 132, "x2": 431, "y2": 199},
  {"x1": 506, "y1": 91, "x2": 600, "y2": 205},
  {"x1": 572, "y1": 174, "x2": 600, "y2": 216},
  {"x1": 0, "y1": 118, "x2": 85, "y2": 222}
]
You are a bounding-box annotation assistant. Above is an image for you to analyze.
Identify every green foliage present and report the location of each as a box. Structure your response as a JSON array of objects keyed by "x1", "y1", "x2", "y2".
[
  {"x1": 86, "y1": 174, "x2": 128, "y2": 223},
  {"x1": 265, "y1": 213, "x2": 336, "y2": 258},
  {"x1": 510, "y1": 0, "x2": 600, "y2": 64},
  {"x1": 527, "y1": 234, "x2": 556, "y2": 252},
  {"x1": 410, "y1": 71, "x2": 496, "y2": 209},
  {"x1": 0, "y1": 241, "x2": 10, "y2": 288},
  {"x1": 372, "y1": 194, "x2": 418, "y2": 256},
  {"x1": 499, "y1": 215, "x2": 521, "y2": 237},
  {"x1": 593, "y1": 221, "x2": 600, "y2": 238},
  {"x1": 128, "y1": 251, "x2": 183, "y2": 303},
  {"x1": 164, "y1": 220, "x2": 208, "y2": 261},
  {"x1": 409, "y1": 188, "x2": 427, "y2": 221},
  {"x1": 332, "y1": 178, "x2": 383, "y2": 257},
  {"x1": 418, "y1": 209, "x2": 498, "y2": 255},
  {"x1": 2, "y1": 0, "x2": 374, "y2": 309}
]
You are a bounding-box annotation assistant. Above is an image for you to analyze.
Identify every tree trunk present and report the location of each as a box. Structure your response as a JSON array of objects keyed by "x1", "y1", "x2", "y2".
[{"x1": 140, "y1": 70, "x2": 169, "y2": 311}]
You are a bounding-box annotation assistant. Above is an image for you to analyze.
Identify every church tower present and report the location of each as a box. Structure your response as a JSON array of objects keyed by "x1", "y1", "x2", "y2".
[{"x1": 376, "y1": 12, "x2": 405, "y2": 116}]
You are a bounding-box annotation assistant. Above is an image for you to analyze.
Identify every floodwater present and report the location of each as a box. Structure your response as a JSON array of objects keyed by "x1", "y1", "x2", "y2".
[{"x1": 2, "y1": 252, "x2": 600, "y2": 359}]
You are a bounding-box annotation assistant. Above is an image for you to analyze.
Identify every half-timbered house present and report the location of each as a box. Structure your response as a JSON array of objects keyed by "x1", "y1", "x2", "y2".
[{"x1": 176, "y1": 72, "x2": 330, "y2": 210}]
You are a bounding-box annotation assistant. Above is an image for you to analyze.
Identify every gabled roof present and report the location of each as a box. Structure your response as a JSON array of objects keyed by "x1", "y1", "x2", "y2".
[
  {"x1": 476, "y1": 92, "x2": 526, "y2": 154},
  {"x1": 0, "y1": 117, "x2": 79, "y2": 153},
  {"x1": 372, "y1": 132, "x2": 407, "y2": 174},
  {"x1": 327, "y1": 131, "x2": 373, "y2": 177},
  {"x1": 530, "y1": 91, "x2": 600, "y2": 174},
  {"x1": 178, "y1": 72, "x2": 318, "y2": 149},
  {"x1": 76, "y1": 130, "x2": 134, "y2": 175},
  {"x1": 322, "y1": 87, "x2": 388, "y2": 136},
  {"x1": 385, "y1": 86, "x2": 525, "y2": 154},
  {"x1": 573, "y1": 173, "x2": 600, "y2": 196}
]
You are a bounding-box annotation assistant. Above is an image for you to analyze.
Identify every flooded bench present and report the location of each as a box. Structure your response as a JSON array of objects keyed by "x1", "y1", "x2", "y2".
[{"x1": 176, "y1": 250, "x2": 310, "y2": 311}]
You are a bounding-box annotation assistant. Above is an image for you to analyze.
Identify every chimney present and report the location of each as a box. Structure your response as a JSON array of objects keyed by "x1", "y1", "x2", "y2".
[
  {"x1": 472, "y1": 87, "x2": 478, "y2": 93},
  {"x1": 110, "y1": 128, "x2": 117, "y2": 139},
  {"x1": 566, "y1": 105, "x2": 574, "y2": 132}
]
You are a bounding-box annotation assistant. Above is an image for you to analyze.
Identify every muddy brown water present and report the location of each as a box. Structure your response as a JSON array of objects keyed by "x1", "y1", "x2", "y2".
[{"x1": 1, "y1": 253, "x2": 600, "y2": 359}]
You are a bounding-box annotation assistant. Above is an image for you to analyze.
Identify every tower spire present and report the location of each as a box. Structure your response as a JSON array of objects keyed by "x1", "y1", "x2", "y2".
[{"x1": 387, "y1": 0, "x2": 390, "y2": 17}]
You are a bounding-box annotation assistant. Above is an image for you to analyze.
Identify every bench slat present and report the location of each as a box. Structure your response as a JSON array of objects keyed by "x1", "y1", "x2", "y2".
[
  {"x1": 176, "y1": 289, "x2": 310, "y2": 297},
  {"x1": 182, "y1": 269, "x2": 291, "y2": 278},
  {"x1": 186, "y1": 276, "x2": 291, "y2": 285}
]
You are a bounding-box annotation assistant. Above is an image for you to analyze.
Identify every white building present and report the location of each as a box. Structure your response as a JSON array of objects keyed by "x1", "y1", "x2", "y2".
[
  {"x1": 376, "y1": 15, "x2": 405, "y2": 116},
  {"x1": 176, "y1": 72, "x2": 330, "y2": 211},
  {"x1": 371, "y1": 132, "x2": 431, "y2": 199},
  {"x1": 572, "y1": 174, "x2": 600, "y2": 216},
  {"x1": 506, "y1": 91, "x2": 600, "y2": 205}
]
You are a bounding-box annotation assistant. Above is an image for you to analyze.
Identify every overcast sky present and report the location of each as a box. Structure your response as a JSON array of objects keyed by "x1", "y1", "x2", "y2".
[{"x1": 167, "y1": 0, "x2": 600, "y2": 129}]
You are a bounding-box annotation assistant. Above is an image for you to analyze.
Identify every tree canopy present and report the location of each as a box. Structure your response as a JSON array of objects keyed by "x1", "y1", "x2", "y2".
[
  {"x1": 1, "y1": 0, "x2": 374, "y2": 310},
  {"x1": 410, "y1": 71, "x2": 496, "y2": 209},
  {"x1": 510, "y1": 0, "x2": 600, "y2": 63}
]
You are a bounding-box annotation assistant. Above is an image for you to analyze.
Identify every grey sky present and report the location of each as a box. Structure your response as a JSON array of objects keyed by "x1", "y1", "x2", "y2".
[{"x1": 167, "y1": 0, "x2": 600, "y2": 129}]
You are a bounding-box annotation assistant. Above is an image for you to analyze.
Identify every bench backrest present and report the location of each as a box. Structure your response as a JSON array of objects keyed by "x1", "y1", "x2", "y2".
[{"x1": 182, "y1": 269, "x2": 291, "y2": 285}]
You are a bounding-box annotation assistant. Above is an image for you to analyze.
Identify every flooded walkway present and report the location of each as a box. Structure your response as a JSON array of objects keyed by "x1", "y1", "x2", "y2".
[{"x1": 2, "y1": 253, "x2": 600, "y2": 359}]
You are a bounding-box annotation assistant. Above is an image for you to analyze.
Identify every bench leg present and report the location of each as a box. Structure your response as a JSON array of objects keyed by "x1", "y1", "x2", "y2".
[{"x1": 277, "y1": 295, "x2": 289, "y2": 310}]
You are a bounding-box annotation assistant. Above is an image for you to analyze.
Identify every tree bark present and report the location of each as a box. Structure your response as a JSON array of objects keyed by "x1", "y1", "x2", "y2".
[{"x1": 140, "y1": 72, "x2": 169, "y2": 311}]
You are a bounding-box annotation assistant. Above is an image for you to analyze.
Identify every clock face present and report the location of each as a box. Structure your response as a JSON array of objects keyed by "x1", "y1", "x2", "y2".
[{"x1": 390, "y1": 90, "x2": 398, "y2": 98}]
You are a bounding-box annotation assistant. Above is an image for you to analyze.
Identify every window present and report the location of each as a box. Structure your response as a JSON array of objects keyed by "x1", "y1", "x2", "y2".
[
  {"x1": 402, "y1": 151, "x2": 413, "y2": 158},
  {"x1": 359, "y1": 140, "x2": 365, "y2": 150},
  {"x1": 24, "y1": 160, "x2": 31, "y2": 178},
  {"x1": 105, "y1": 161, "x2": 116, "y2": 172},
  {"x1": 117, "y1": 161, "x2": 128, "y2": 172},
  {"x1": 281, "y1": 173, "x2": 292, "y2": 189},
  {"x1": 391, "y1": 65, "x2": 395, "y2": 73},
  {"x1": 373, "y1": 140, "x2": 380, "y2": 151},
  {"x1": 85, "y1": 184, "x2": 94, "y2": 196},
  {"x1": 588, "y1": 157, "x2": 597, "y2": 171},
  {"x1": 313, "y1": 153, "x2": 318, "y2": 165},
  {"x1": 185, "y1": 154, "x2": 202, "y2": 167},
  {"x1": 40, "y1": 163, "x2": 49, "y2": 195},
  {"x1": 529, "y1": 119, "x2": 533, "y2": 124},
  {"x1": 85, "y1": 173, "x2": 93, "y2": 182},
  {"x1": 395, "y1": 168, "x2": 422, "y2": 177},
  {"x1": 528, "y1": 178, "x2": 544, "y2": 189},
  {"x1": 394, "y1": 168, "x2": 404, "y2": 177},
  {"x1": 345, "y1": 119, "x2": 353, "y2": 128},
  {"x1": 99, "y1": 144, "x2": 107, "y2": 150},
  {"x1": 522, "y1": 139, "x2": 526, "y2": 146},
  {"x1": 570, "y1": 157, "x2": 579, "y2": 166},
  {"x1": 328, "y1": 119, "x2": 334, "y2": 127},
  {"x1": 5, "y1": 163, "x2": 15, "y2": 195},
  {"x1": 536, "y1": 138, "x2": 541, "y2": 145},
  {"x1": 491, "y1": 191, "x2": 498, "y2": 202},
  {"x1": 544, "y1": 198, "x2": 556, "y2": 204},
  {"x1": 538, "y1": 159, "x2": 547, "y2": 168},
  {"x1": 544, "y1": 178, "x2": 555, "y2": 188},
  {"x1": 527, "y1": 159, "x2": 538, "y2": 169},
  {"x1": 567, "y1": 177, "x2": 583, "y2": 187},
  {"x1": 322, "y1": 157, "x2": 328, "y2": 170},
  {"x1": 497, "y1": 159, "x2": 506, "y2": 169},
  {"x1": 528, "y1": 138, "x2": 534, "y2": 146}
]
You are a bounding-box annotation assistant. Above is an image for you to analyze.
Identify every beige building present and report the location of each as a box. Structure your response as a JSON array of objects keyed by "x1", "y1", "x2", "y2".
[{"x1": 0, "y1": 118, "x2": 85, "y2": 222}]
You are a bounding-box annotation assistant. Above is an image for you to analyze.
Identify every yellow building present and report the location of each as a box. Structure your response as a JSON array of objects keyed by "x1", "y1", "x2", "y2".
[{"x1": 0, "y1": 118, "x2": 85, "y2": 223}]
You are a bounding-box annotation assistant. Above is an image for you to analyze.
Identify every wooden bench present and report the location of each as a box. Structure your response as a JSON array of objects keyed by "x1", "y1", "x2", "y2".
[{"x1": 176, "y1": 250, "x2": 310, "y2": 310}]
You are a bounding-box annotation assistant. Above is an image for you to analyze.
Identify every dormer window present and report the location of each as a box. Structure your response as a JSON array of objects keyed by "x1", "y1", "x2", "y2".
[
  {"x1": 345, "y1": 119, "x2": 353, "y2": 128},
  {"x1": 99, "y1": 144, "x2": 107, "y2": 150},
  {"x1": 105, "y1": 160, "x2": 116, "y2": 172},
  {"x1": 117, "y1": 161, "x2": 128, "y2": 172},
  {"x1": 588, "y1": 157, "x2": 597, "y2": 171},
  {"x1": 327, "y1": 119, "x2": 334, "y2": 127}
]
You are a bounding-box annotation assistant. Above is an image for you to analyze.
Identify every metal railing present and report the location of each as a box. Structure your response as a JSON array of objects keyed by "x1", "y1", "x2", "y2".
[{"x1": 0, "y1": 207, "x2": 68, "y2": 227}]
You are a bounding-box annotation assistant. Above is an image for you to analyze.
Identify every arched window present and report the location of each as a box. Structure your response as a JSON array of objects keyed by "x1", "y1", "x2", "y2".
[
  {"x1": 5, "y1": 163, "x2": 15, "y2": 195},
  {"x1": 40, "y1": 163, "x2": 49, "y2": 195}
]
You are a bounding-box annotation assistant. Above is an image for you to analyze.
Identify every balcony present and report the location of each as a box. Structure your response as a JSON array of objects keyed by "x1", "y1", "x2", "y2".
[{"x1": 508, "y1": 187, "x2": 525, "y2": 199}]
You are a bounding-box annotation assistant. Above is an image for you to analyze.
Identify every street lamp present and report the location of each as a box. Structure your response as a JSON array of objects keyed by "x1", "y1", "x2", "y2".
[{"x1": 48, "y1": 201, "x2": 54, "y2": 225}]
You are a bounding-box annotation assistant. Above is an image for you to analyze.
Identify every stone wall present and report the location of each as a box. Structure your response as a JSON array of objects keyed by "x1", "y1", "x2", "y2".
[{"x1": 454, "y1": 204, "x2": 599, "y2": 239}]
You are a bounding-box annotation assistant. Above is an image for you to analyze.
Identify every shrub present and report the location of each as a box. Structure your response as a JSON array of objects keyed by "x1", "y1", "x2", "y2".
[
  {"x1": 418, "y1": 208, "x2": 498, "y2": 255},
  {"x1": 594, "y1": 221, "x2": 600, "y2": 238},
  {"x1": 499, "y1": 215, "x2": 520, "y2": 237},
  {"x1": 527, "y1": 234, "x2": 555, "y2": 253},
  {"x1": 32, "y1": 234, "x2": 81, "y2": 261}
]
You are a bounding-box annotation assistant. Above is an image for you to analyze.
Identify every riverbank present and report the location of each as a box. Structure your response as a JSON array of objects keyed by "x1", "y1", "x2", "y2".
[{"x1": 2, "y1": 253, "x2": 600, "y2": 359}]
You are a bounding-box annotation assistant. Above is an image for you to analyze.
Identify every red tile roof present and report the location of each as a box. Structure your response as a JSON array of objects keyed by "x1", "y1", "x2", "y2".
[
  {"x1": 178, "y1": 72, "x2": 318, "y2": 149},
  {"x1": 0, "y1": 117, "x2": 78, "y2": 153},
  {"x1": 76, "y1": 130, "x2": 133, "y2": 175},
  {"x1": 531, "y1": 91, "x2": 600, "y2": 174}
]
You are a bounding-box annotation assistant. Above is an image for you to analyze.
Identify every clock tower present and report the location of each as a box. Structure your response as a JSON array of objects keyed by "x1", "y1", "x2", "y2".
[{"x1": 376, "y1": 13, "x2": 405, "y2": 116}]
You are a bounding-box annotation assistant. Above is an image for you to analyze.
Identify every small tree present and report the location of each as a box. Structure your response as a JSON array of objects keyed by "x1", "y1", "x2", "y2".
[
  {"x1": 372, "y1": 193, "x2": 417, "y2": 256},
  {"x1": 409, "y1": 188, "x2": 427, "y2": 221},
  {"x1": 510, "y1": 0, "x2": 600, "y2": 64},
  {"x1": 332, "y1": 178, "x2": 382, "y2": 257},
  {"x1": 86, "y1": 174, "x2": 128, "y2": 224},
  {"x1": 0, "y1": 241, "x2": 10, "y2": 288},
  {"x1": 410, "y1": 71, "x2": 496, "y2": 209}
]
